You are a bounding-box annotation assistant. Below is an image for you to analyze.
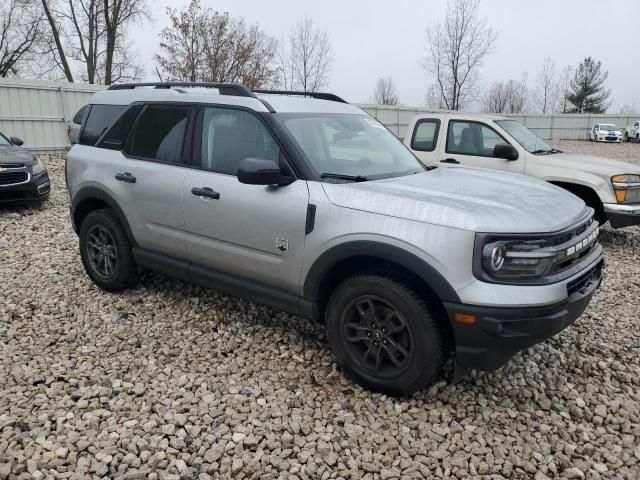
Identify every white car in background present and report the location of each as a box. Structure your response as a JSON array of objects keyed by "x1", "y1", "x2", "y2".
[
  {"x1": 624, "y1": 120, "x2": 639, "y2": 143},
  {"x1": 589, "y1": 123, "x2": 623, "y2": 142}
]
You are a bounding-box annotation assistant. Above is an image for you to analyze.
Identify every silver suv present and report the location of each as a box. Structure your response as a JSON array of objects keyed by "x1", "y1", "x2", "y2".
[{"x1": 66, "y1": 83, "x2": 604, "y2": 396}]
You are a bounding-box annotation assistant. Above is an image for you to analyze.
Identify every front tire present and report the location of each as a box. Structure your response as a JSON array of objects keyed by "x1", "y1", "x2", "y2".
[
  {"x1": 79, "y1": 209, "x2": 140, "y2": 292},
  {"x1": 325, "y1": 274, "x2": 445, "y2": 396}
]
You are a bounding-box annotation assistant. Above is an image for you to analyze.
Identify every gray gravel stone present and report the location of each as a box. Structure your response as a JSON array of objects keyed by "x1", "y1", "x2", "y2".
[{"x1": 1, "y1": 147, "x2": 639, "y2": 479}]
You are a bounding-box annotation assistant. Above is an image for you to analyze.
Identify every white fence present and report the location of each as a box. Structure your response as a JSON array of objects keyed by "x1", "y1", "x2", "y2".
[
  {"x1": 357, "y1": 104, "x2": 639, "y2": 141},
  {"x1": 1, "y1": 78, "x2": 638, "y2": 151},
  {"x1": 0, "y1": 78, "x2": 104, "y2": 152}
]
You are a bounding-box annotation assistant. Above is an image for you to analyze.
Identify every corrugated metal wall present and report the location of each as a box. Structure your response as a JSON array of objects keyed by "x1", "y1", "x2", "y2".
[
  {"x1": 1, "y1": 78, "x2": 637, "y2": 150},
  {"x1": 0, "y1": 78, "x2": 104, "y2": 151},
  {"x1": 357, "y1": 104, "x2": 639, "y2": 141}
]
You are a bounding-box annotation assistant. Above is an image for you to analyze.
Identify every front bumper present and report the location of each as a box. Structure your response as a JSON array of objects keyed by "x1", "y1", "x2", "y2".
[
  {"x1": 0, "y1": 171, "x2": 50, "y2": 204},
  {"x1": 596, "y1": 136, "x2": 622, "y2": 142},
  {"x1": 604, "y1": 203, "x2": 640, "y2": 228},
  {"x1": 444, "y1": 258, "x2": 604, "y2": 372}
]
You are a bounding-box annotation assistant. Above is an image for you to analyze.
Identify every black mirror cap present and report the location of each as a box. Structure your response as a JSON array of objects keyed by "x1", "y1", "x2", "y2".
[
  {"x1": 493, "y1": 143, "x2": 518, "y2": 161},
  {"x1": 237, "y1": 157, "x2": 294, "y2": 186},
  {"x1": 10, "y1": 136, "x2": 24, "y2": 147}
]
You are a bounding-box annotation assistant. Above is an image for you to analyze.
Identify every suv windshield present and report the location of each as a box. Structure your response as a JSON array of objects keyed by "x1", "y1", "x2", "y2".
[
  {"x1": 278, "y1": 113, "x2": 425, "y2": 181},
  {"x1": 495, "y1": 119, "x2": 555, "y2": 154}
]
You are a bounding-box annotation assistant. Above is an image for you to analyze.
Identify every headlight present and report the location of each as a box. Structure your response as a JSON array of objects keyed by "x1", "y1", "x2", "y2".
[
  {"x1": 32, "y1": 158, "x2": 47, "y2": 175},
  {"x1": 475, "y1": 220, "x2": 600, "y2": 284},
  {"x1": 481, "y1": 238, "x2": 556, "y2": 280},
  {"x1": 612, "y1": 175, "x2": 640, "y2": 204}
]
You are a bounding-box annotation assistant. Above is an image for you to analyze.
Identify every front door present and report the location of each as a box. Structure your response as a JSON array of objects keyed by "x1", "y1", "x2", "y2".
[
  {"x1": 183, "y1": 106, "x2": 309, "y2": 294},
  {"x1": 441, "y1": 119, "x2": 524, "y2": 174}
]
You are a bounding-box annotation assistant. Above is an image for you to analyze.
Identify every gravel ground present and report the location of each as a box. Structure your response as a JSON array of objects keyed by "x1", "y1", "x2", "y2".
[{"x1": 1, "y1": 142, "x2": 639, "y2": 480}]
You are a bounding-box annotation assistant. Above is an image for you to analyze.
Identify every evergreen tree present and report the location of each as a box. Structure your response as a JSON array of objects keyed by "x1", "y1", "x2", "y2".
[{"x1": 566, "y1": 57, "x2": 611, "y2": 113}]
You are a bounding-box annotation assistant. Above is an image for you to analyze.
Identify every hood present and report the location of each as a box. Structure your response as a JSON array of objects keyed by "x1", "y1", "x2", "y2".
[
  {"x1": 321, "y1": 166, "x2": 588, "y2": 233},
  {"x1": 545, "y1": 152, "x2": 640, "y2": 176},
  {"x1": 0, "y1": 145, "x2": 36, "y2": 166}
]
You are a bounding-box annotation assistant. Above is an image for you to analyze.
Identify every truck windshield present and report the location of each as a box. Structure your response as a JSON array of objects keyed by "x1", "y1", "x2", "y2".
[
  {"x1": 278, "y1": 113, "x2": 426, "y2": 181},
  {"x1": 495, "y1": 119, "x2": 555, "y2": 154},
  {"x1": 0, "y1": 133, "x2": 10, "y2": 146}
]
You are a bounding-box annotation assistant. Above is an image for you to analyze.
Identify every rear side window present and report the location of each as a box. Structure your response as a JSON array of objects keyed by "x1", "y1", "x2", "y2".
[
  {"x1": 72, "y1": 105, "x2": 88, "y2": 124},
  {"x1": 80, "y1": 105, "x2": 127, "y2": 146},
  {"x1": 411, "y1": 119, "x2": 440, "y2": 152},
  {"x1": 97, "y1": 105, "x2": 142, "y2": 150},
  {"x1": 127, "y1": 104, "x2": 190, "y2": 163}
]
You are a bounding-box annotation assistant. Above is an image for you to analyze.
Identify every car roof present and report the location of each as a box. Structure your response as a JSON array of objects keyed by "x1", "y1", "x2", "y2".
[
  {"x1": 90, "y1": 88, "x2": 364, "y2": 115},
  {"x1": 413, "y1": 111, "x2": 510, "y2": 122}
]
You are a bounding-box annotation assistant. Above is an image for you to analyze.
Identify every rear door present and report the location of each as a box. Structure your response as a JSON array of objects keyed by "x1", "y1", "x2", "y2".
[
  {"x1": 440, "y1": 119, "x2": 524, "y2": 173},
  {"x1": 183, "y1": 106, "x2": 309, "y2": 294},
  {"x1": 99, "y1": 103, "x2": 192, "y2": 259}
]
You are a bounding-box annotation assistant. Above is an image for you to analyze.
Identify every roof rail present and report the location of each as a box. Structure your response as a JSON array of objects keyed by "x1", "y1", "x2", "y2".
[
  {"x1": 253, "y1": 89, "x2": 347, "y2": 104},
  {"x1": 107, "y1": 82, "x2": 256, "y2": 98}
]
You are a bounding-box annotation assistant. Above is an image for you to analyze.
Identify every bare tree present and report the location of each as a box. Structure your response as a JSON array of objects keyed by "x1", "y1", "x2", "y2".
[
  {"x1": 372, "y1": 77, "x2": 399, "y2": 105},
  {"x1": 278, "y1": 16, "x2": 333, "y2": 92},
  {"x1": 619, "y1": 103, "x2": 638, "y2": 115},
  {"x1": 156, "y1": 0, "x2": 277, "y2": 88},
  {"x1": 534, "y1": 57, "x2": 559, "y2": 113},
  {"x1": 482, "y1": 73, "x2": 529, "y2": 113},
  {"x1": 558, "y1": 64, "x2": 574, "y2": 113},
  {"x1": 422, "y1": 0, "x2": 497, "y2": 110},
  {"x1": 0, "y1": 0, "x2": 44, "y2": 77},
  {"x1": 40, "y1": 0, "x2": 147, "y2": 84},
  {"x1": 425, "y1": 83, "x2": 447, "y2": 109}
]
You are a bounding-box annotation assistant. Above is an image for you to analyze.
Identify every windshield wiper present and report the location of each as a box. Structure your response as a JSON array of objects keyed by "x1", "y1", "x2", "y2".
[
  {"x1": 531, "y1": 148, "x2": 552, "y2": 155},
  {"x1": 320, "y1": 173, "x2": 369, "y2": 182}
]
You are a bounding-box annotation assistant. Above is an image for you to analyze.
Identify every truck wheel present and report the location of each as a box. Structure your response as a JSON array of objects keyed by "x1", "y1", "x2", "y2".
[
  {"x1": 637, "y1": 134, "x2": 639, "y2": 143},
  {"x1": 325, "y1": 274, "x2": 445, "y2": 396},
  {"x1": 624, "y1": 132, "x2": 629, "y2": 142},
  {"x1": 79, "y1": 209, "x2": 140, "y2": 292}
]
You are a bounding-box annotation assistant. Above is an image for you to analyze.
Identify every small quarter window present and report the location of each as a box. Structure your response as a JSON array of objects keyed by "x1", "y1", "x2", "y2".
[
  {"x1": 80, "y1": 105, "x2": 127, "y2": 146},
  {"x1": 411, "y1": 119, "x2": 440, "y2": 151},
  {"x1": 97, "y1": 105, "x2": 143, "y2": 151},
  {"x1": 72, "y1": 105, "x2": 88, "y2": 124},
  {"x1": 128, "y1": 105, "x2": 190, "y2": 163}
]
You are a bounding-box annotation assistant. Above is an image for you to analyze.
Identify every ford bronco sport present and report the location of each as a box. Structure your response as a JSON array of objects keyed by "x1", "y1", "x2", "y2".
[{"x1": 67, "y1": 83, "x2": 604, "y2": 395}]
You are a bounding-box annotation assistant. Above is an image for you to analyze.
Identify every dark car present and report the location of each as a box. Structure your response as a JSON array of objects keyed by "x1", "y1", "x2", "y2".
[{"x1": 0, "y1": 132, "x2": 50, "y2": 205}]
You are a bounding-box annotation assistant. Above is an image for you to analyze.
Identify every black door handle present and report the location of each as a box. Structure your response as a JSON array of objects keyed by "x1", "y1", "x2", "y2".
[
  {"x1": 191, "y1": 187, "x2": 220, "y2": 200},
  {"x1": 441, "y1": 158, "x2": 460, "y2": 164},
  {"x1": 115, "y1": 172, "x2": 136, "y2": 183}
]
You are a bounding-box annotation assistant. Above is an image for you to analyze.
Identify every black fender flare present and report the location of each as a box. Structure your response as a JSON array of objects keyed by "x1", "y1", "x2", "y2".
[
  {"x1": 302, "y1": 241, "x2": 461, "y2": 304},
  {"x1": 71, "y1": 186, "x2": 137, "y2": 245}
]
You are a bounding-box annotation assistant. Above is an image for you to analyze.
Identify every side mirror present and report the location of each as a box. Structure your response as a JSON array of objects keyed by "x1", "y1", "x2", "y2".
[
  {"x1": 10, "y1": 136, "x2": 24, "y2": 146},
  {"x1": 237, "y1": 158, "x2": 294, "y2": 186},
  {"x1": 493, "y1": 143, "x2": 518, "y2": 161}
]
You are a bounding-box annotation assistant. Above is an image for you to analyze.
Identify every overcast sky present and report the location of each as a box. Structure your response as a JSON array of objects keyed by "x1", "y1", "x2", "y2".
[{"x1": 134, "y1": 0, "x2": 639, "y2": 112}]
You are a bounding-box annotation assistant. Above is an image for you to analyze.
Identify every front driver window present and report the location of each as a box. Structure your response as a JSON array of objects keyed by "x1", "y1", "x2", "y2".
[
  {"x1": 200, "y1": 107, "x2": 279, "y2": 175},
  {"x1": 446, "y1": 120, "x2": 508, "y2": 157}
]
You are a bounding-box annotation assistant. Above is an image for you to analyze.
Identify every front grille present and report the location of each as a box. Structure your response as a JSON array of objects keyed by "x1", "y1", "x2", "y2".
[
  {"x1": 549, "y1": 215, "x2": 599, "y2": 275},
  {"x1": 605, "y1": 136, "x2": 618, "y2": 141},
  {"x1": 0, "y1": 163, "x2": 25, "y2": 168},
  {"x1": 0, "y1": 171, "x2": 28, "y2": 186}
]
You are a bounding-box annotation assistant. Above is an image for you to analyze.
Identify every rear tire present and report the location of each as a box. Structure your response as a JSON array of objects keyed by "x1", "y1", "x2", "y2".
[
  {"x1": 325, "y1": 274, "x2": 445, "y2": 396},
  {"x1": 79, "y1": 209, "x2": 140, "y2": 292}
]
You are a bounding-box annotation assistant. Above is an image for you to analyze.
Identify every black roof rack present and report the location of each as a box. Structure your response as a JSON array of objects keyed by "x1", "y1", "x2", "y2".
[
  {"x1": 107, "y1": 82, "x2": 255, "y2": 98},
  {"x1": 253, "y1": 89, "x2": 347, "y2": 104}
]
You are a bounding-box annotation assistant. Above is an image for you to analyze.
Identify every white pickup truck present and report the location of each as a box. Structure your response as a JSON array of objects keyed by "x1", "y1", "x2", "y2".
[
  {"x1": 624, "y1": 120, "x2": 640, "y2": 142},
  {"x1": 404, "y1": 113, "x2": 640, "y2": 228}
]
